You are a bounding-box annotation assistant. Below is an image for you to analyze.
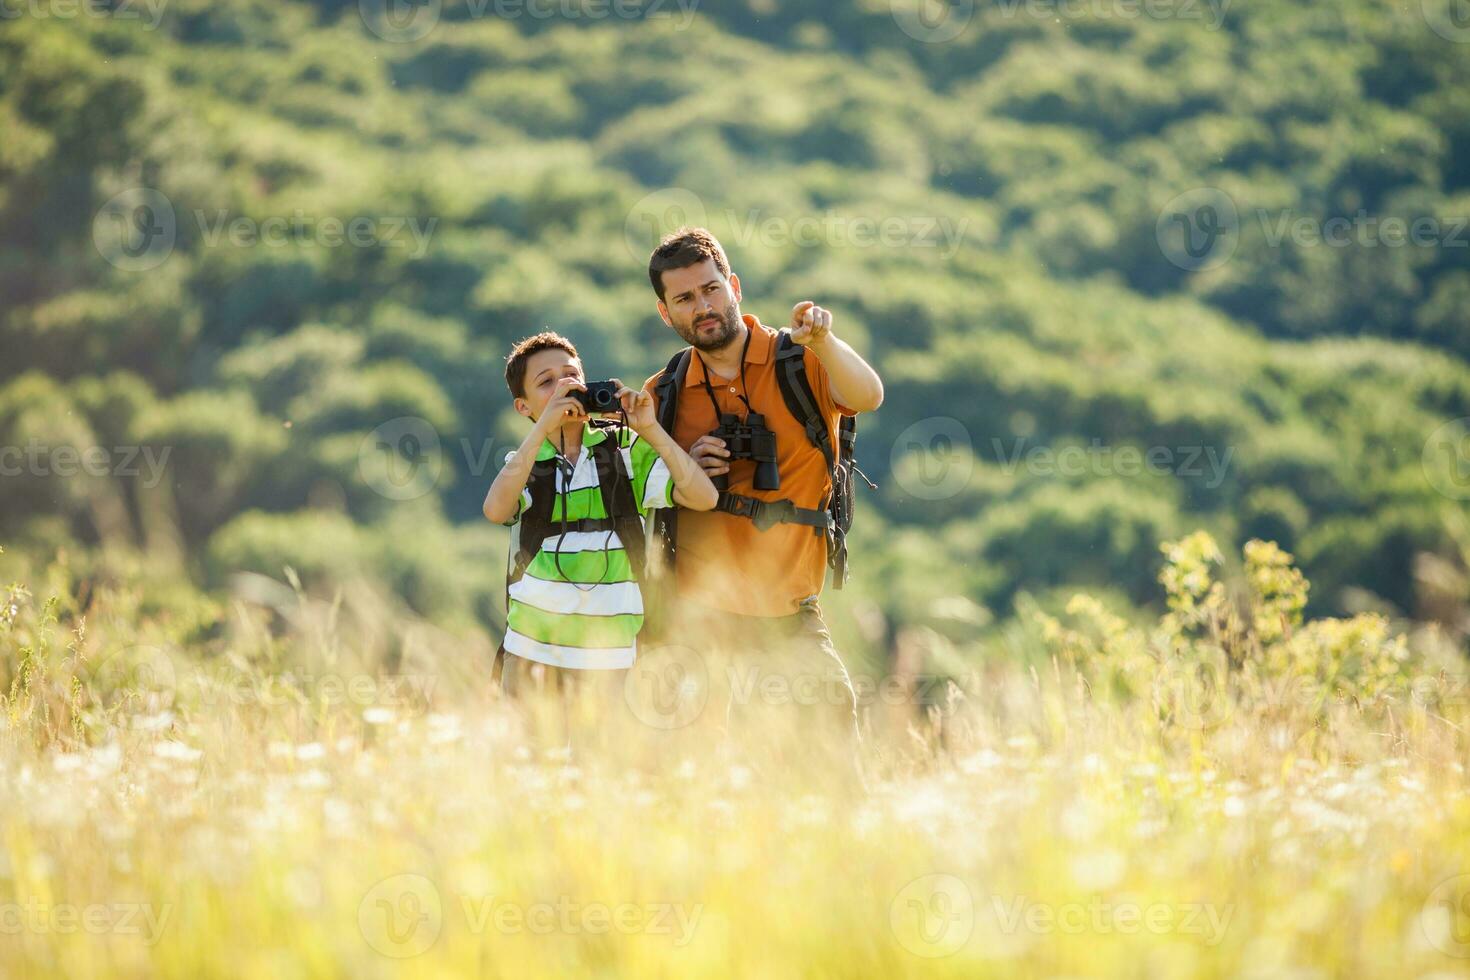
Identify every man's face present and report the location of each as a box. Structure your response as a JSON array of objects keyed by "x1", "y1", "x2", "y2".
[
  {"x1": 657, "y1": 259, "x2": 742, "y2": 351},
  {"x1": 516, "y1": 348, "x2": 584, "y2": 422}
]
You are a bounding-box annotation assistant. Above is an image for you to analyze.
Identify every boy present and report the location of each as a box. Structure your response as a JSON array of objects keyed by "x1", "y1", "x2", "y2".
[{"x1": 482, "y1": 332, "x2": 717, "y2": 695}]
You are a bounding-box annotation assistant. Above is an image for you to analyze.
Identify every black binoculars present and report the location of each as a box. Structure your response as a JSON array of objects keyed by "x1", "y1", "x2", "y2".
[{"x1": 709, "y1": 412, "x2": 780, "y2": 492}]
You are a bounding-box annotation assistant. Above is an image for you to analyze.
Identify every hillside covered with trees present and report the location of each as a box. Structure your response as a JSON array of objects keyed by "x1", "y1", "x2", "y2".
[{"x1": 3, "y1": 0, "x2": 1469, "y2": 662}]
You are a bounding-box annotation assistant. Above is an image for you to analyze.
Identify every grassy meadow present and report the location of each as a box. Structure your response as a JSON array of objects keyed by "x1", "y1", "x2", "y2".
[{"x1": 4, "y1": 536, "x2": 1470, "y2": 978}]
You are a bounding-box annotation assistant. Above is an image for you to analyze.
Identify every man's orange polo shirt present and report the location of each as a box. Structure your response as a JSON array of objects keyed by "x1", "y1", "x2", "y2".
[{"x1": 643, "y1": 315, "x2": 855, "y2": 618}]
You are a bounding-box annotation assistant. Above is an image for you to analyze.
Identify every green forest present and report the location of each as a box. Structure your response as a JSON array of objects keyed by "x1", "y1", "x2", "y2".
[{"x1": 3, "y1": 0, "x2": 1470, "y2": 668}]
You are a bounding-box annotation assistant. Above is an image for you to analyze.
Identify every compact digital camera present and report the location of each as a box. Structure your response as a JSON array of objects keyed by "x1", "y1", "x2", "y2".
[
  {"x1": 710, "y1": 412, "x2": 780, "y2": 491},
  {"x1": 573, "y1": 381, "x2": 622, "y2": 413}
]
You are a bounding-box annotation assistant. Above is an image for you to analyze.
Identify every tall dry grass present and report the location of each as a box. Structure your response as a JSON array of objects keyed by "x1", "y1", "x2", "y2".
[{"x1": 2, "y1": 536, "x2": 1469, "y2": 978}]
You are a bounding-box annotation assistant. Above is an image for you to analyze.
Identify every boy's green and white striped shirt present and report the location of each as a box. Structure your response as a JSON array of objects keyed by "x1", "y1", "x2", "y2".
[{"x1": 501, "y1": 423, "x2": 674, "y2": 670}]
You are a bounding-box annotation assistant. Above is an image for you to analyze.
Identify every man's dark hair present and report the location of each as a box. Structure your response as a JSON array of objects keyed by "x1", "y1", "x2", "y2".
[
  {"x1": 648, "y1": 227, "x2": 730, "y2": 301},
  {"x1": 505, "y1": 331, "x2": 579, "y2": 399}
]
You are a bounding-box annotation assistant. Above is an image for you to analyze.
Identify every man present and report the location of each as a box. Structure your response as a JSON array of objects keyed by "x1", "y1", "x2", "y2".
[{"x1": 641, "y1": 227, "x2": 884, "y2": 746}]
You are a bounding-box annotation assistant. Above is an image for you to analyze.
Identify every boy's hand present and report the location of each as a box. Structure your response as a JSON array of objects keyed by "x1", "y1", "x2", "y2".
[
  {"x1": 610, "y1": 380, "x2": 657, "y2": 434},
  {"x1": 533, "y1": 377, "x2": 588, "y2": 437}
]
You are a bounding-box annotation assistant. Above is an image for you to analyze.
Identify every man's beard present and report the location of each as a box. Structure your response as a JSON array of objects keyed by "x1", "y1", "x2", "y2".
[{"x1": 680, "y1": 303, "x2": 741, "y2": 352}]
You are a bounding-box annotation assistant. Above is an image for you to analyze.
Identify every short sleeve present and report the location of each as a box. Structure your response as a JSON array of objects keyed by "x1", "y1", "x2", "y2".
[
  {"x1": 622, "y1": 429, "x2": 675, "y2": 516},
  {"x1": 641, "y1": 370, "x2": 663, "y2": 416},
  {"x1": 500, "y1": 449, "x2": 532, "y2": 527}
]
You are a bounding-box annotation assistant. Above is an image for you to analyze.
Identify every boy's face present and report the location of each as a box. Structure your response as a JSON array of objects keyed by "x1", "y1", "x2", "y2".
[{"x1": 516, "y1": 348, "x2": 584, "y2": 422}]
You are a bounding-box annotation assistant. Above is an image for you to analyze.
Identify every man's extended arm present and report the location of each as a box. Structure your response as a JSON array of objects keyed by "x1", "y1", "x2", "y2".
[{"x1": 789, "y1": 301, "x2": 884, "y2": 413}]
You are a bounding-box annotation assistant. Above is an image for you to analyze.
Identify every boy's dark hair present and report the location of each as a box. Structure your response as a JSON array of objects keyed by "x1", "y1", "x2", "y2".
[
  {"x1": 648, "y1": 227, "x2": 730, "y2": 301},
  {"x1": 505, "y1": 331, "x2": 579, "y2": 399}
]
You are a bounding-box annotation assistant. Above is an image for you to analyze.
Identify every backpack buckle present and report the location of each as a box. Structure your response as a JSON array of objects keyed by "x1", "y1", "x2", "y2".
[
  {"x1": 716, "y1": 493, "x2": 794, "y2": 532},
  {"x1": 751, "y1": 498, "x2": 797, "y2": 532}
]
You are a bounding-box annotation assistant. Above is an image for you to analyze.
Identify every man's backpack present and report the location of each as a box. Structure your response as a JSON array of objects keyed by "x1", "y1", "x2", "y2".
[
  {"x1": 507, "y1": 419, "x2": 649, "y2": 593},
  {"x1": 650, "y1": 329, "x2": 869, "y2": 590}
]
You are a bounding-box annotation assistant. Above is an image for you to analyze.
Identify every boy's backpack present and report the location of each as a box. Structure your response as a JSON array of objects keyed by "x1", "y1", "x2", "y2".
[
  {"x1": 507, "y1": 418, "x2": 649, "y2": 594},
  {"x1": 650, "y1": 329, "x2": 869, "y2": 590}
]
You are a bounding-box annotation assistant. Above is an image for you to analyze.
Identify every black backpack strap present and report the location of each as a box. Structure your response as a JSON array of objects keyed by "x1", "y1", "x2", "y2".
[
  {"x1": 510, "y1": 455, "x2": 559, "y2": 587},
  {"x1": 773, "y1": 331, "x2": 836, "y2": 476},
  {"x1": 650, "y1": 347, "x2": 691, "y2": 572},
  {"x1": 589, "y1": 422, "x2": 649, "y2": 581},
  {"x1": 654, "y1": 346, "x2": 689, "y2": 436},
  {"x1": 773, "y1": 330, "x2": 864, "y2": 589},
  {"x1": 715, "y1": 492, "x2": 832, "y2": 535}
]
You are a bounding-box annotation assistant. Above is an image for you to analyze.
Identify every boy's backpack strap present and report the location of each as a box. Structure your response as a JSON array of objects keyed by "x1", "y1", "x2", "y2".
[
  {"x1": 507, "y1": 421, "x2": 651, "y2": 598},
  {"x1": 589, "y1": 421, "x2": 649, "y2": 581},
  {"x1": 509, "y1": 454, "x2": 559, "y2": 588},
  {"x1": 651, "y1": 347, "x2": 691, "y2": 572}
]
